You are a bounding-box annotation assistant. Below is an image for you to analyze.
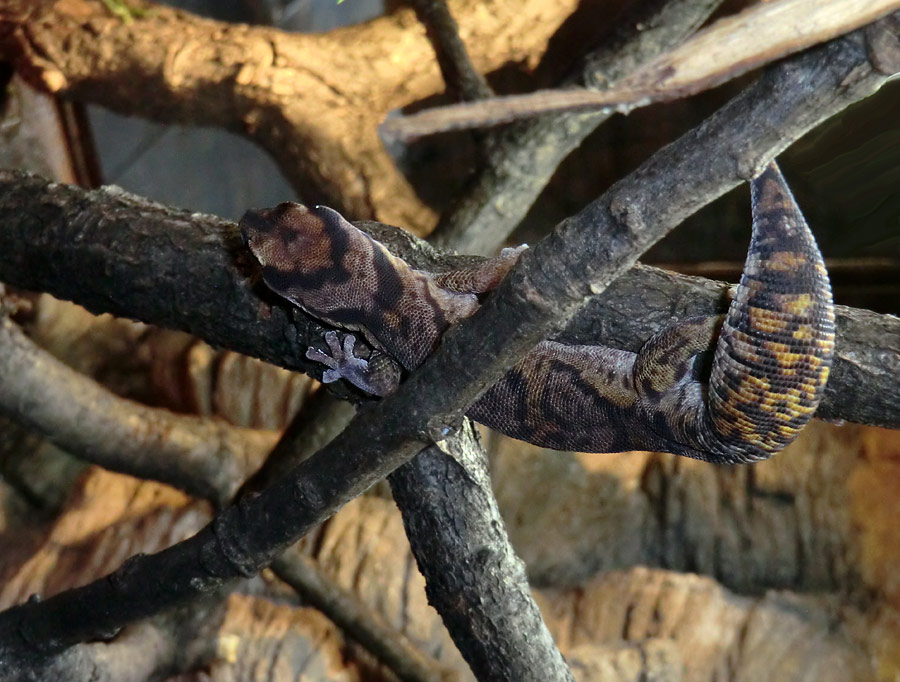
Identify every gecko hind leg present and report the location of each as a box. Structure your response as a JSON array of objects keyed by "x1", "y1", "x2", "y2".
[
  {"x1": 633, "y1": 315, "x2": 723, "y2": 400},
  {"x1": 306, "y1": 330, "x2": 401, "y2": 397}
]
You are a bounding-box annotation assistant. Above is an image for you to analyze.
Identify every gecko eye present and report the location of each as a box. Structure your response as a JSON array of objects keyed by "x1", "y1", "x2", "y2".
[
  {"x1": 239, "y1": 208, "x2": 276, "y2": 244},
  {"x1": 311, "y1": 205, "x2": 349, "y2": 226},
  {"x1": 272, "y1": 201, "x2": 305, "y2": 217}
]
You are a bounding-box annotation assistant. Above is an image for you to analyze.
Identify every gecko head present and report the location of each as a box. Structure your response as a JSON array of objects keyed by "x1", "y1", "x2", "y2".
[
  {"x1": 239, "y1": 202, "x2": 357, "y2": 309},
  {"x1": 239, "y1": 202, "x2": 337, "y2": 273}
]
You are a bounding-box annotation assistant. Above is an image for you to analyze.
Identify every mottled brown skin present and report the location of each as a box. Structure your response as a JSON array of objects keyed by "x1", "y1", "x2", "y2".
[{"x1": 241, "y1": 162, "x2": 835, "y2": 464}]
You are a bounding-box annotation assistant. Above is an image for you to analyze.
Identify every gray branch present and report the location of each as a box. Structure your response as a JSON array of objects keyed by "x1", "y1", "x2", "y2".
[
  {"x1": 409, "y1": 0, "x2": 493, "y2": 102},
  {"x1": 0, "y1": 313, "x2": 274, "y2": 506}
]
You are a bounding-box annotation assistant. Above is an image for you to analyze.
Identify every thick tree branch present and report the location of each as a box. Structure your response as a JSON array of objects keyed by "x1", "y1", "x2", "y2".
[
  {"x1": 389, "y1": 424, "x2": 553, "y2": 682},
  {"x1": 1, "y1": 21, "x2": 898, "y2": 429},
  {"x1": 0, "y1": 0, "x2": 580, "y2": 230},
  {"x1": 401, "y1": 4, "x2": 575, "y2": 678},
  {"x1": 0, "y1": 19, "x2": 895, "y2": 672}
]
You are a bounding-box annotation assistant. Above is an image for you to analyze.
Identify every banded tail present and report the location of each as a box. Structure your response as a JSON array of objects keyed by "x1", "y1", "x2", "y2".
[{"x1": 704, "y1": 162, "x2": 835, "y2": 462}]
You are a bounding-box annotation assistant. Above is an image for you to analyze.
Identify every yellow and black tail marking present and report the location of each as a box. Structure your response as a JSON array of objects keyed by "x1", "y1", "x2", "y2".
[{"x1": 704, "y1": 162, "x2": 835, "y2": 462}]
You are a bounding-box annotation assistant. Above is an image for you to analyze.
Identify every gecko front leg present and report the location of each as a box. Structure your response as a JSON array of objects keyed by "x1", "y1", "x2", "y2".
[{"x1": 306, "y1": 330, "x2": 401, "y2": 398}]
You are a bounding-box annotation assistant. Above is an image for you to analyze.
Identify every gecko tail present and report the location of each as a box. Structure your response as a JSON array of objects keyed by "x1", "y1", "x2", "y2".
[{"x1": 705, "y1": 162, "x2": 835, "y2": 462}]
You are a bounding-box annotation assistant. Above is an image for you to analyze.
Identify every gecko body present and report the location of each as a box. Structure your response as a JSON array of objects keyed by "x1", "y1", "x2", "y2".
[{"x1": 241, "y1": 163, "x2": 835, "y2": 464}]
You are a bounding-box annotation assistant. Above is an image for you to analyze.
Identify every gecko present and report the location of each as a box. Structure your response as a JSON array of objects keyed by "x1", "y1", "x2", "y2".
[{"x1": 240, "y1": 162, "x2": 835, "y2": 464}]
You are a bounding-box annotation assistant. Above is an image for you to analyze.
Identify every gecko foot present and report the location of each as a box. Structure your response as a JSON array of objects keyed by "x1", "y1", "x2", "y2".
[{"x1": 306, "y1": 330, "x2": 401, "y2": 397}]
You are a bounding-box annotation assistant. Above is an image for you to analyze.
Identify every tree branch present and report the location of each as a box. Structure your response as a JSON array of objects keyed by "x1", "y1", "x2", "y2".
[
  {"x1": 408, "y1": 0, "x2": 492, "y2": 102},
  {"x1": 0, "y1": 312, "x2": 275, "y2": 506},
  {"x1": 273, "y1": 547, "x2": 458, "y2": 682},
  {"x1": 389, "y1": 424, "x2": 555, "y2": 682},
  {"x1": 1, "y1": 13, "x2": 898, "y2": 431},
  {"x1": 382, "y1": 1, "x2": 900, "y2": 140},
  {"x1": 399, "y1": 4, "x2": 576, "y2": 678}
]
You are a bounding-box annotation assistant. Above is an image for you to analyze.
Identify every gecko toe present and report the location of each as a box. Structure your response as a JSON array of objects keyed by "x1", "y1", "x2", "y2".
[
  {"x1": 306, "y1": 347, "x2": 339, "y2": 369},
  {"x1": 324, "y1": 330, "x2": 342, "y2": 354},
  {"x1": 321, "y1": 368, "x2": 342, "y2": 383},
  {"x1": 342, "y1": 333, "x2": 356, "y2": 355}
]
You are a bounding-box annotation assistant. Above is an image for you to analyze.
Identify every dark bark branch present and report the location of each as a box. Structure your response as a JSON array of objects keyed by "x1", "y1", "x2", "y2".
[
  {"x1": 1, "y1": 16, "x2": 898, "y2": 431},
  {"x1": 0, "y1": 313, "x2": 275, "y2": 506},
  {"x1": 273, "y1": 549, "x2": 459, "y2": 682},
  {"x1": 403, "y1": 4, "x2": 573, "y2": 678},
  {"x1": 409, "y1": 0, "x2": 492, "y2": 102},
  {"x1": 389, "y1": 424, "x2": 556, "y2": 682},
  {"x1": 430, "y1": 0, "x2": 725, "y2": 254}
]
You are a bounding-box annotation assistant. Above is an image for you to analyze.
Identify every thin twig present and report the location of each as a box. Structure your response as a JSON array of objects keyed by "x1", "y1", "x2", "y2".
[
  {"x1": 382, "y1": 0, "x2": 900, "y2": 141},
  {"x1": 273, "y1": 548, "x2": 456, "y2": 682},
  {"x1": 408, "y1": 0, "x2": 492, "y2": 101}
]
